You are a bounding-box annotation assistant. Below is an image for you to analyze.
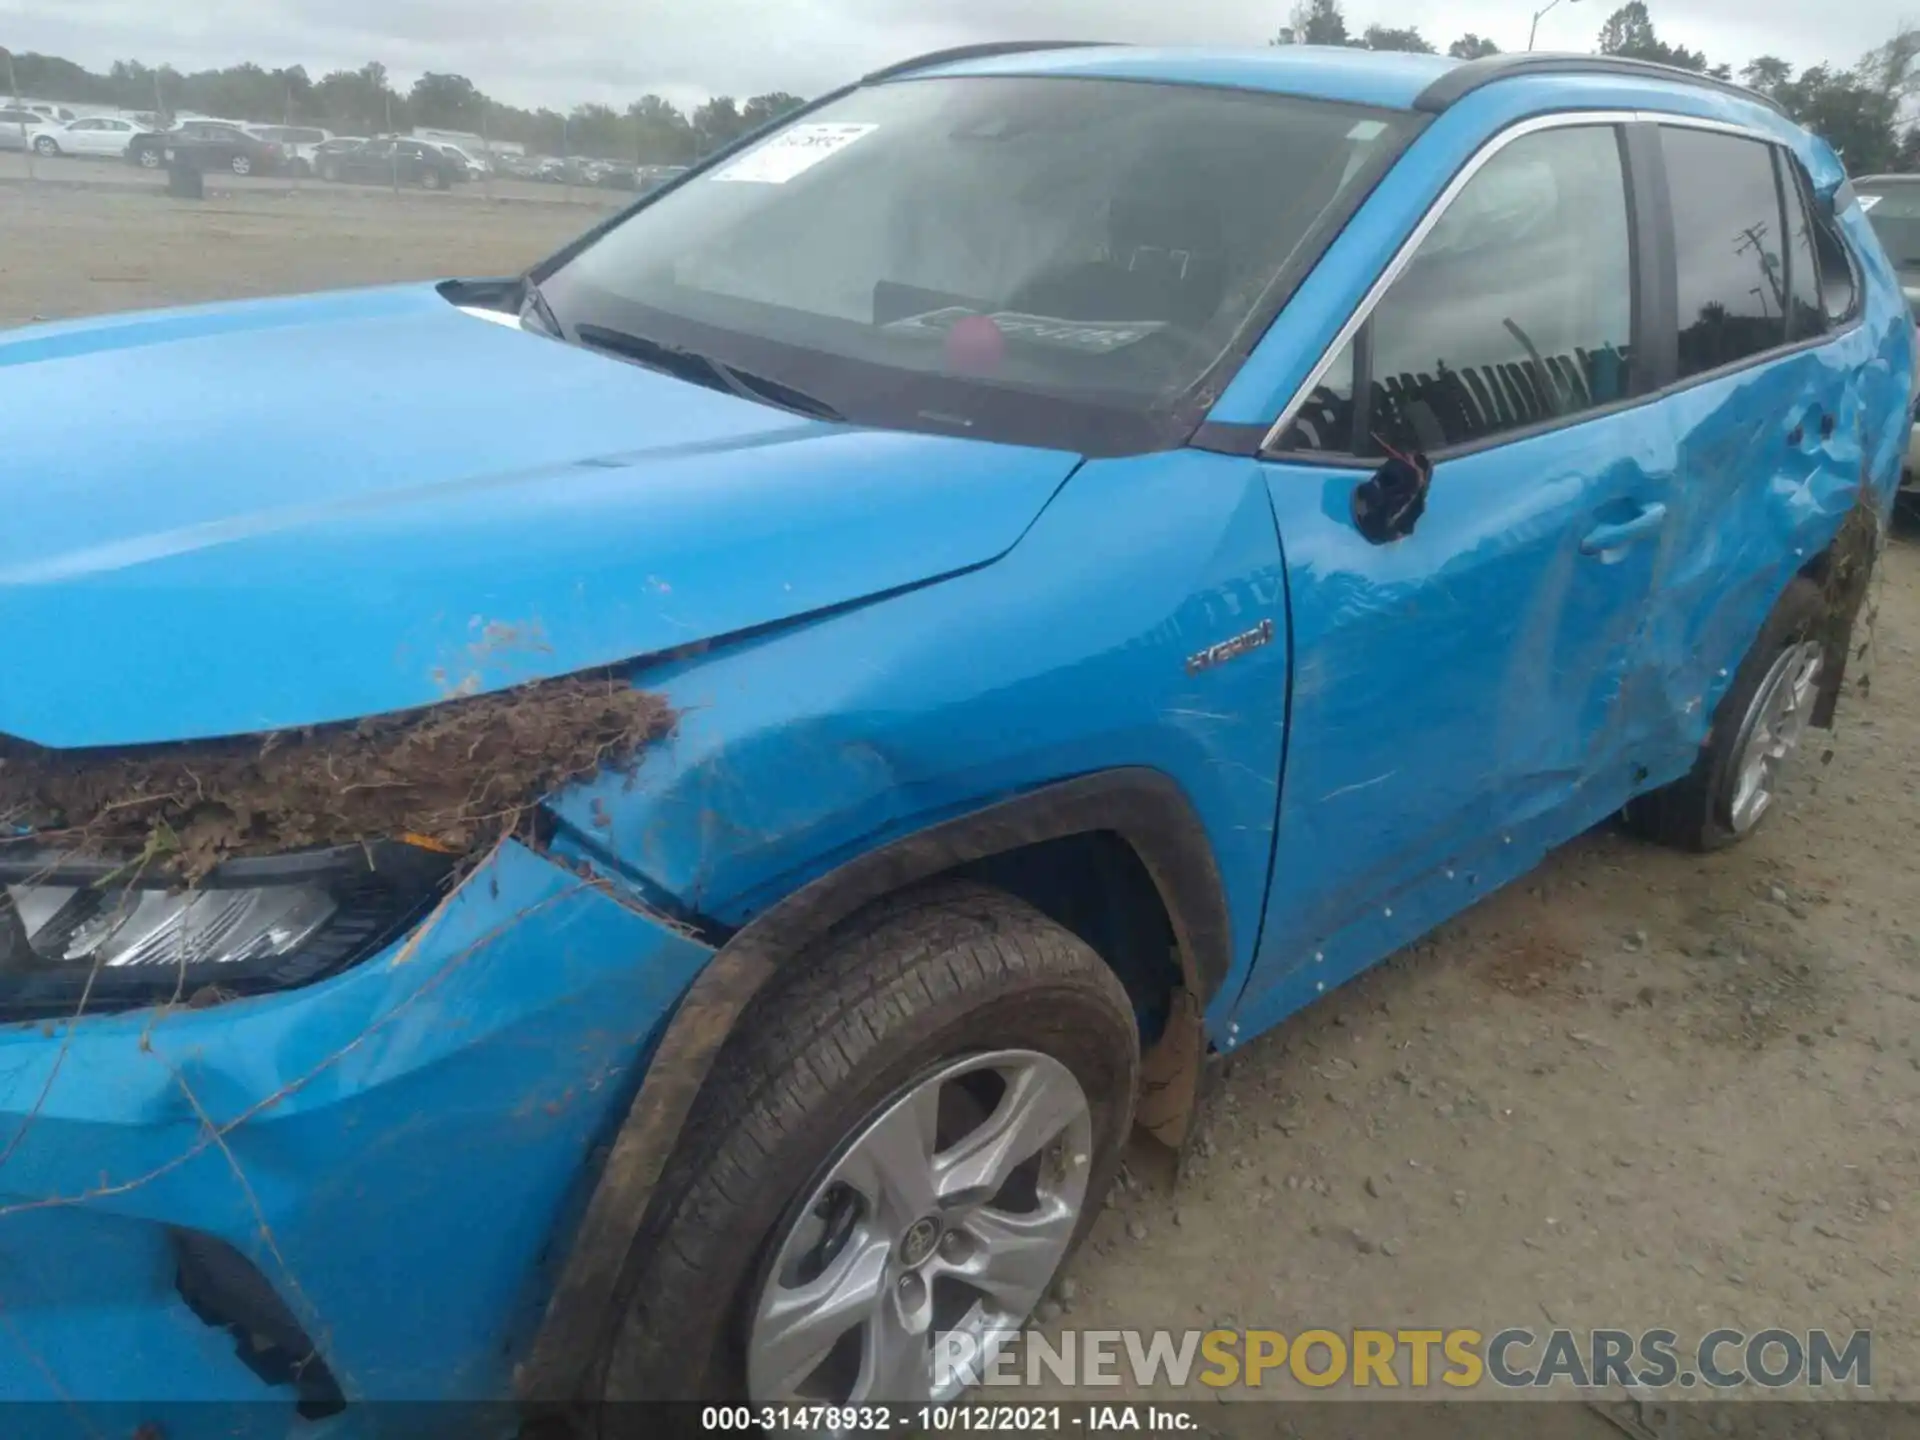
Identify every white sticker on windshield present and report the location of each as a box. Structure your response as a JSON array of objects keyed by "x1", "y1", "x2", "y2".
[
  {"x1": 1858, "y1": 193, "x2": 1883, "y2": 212},
  {"x1": 883, "y1": 307, "x2": 1165, "y2": 354},
  {"x1": 711, "y1": 123, "x2": 877, "y2": 184},
  {"x1": 1347, "y1": 120, "x2": 1388, "y2": 141}
]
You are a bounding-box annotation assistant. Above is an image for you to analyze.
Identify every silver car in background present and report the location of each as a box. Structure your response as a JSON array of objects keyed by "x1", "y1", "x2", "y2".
[{"x1": 1853, "y1": 174, "x2": 1920, "y2": 503}]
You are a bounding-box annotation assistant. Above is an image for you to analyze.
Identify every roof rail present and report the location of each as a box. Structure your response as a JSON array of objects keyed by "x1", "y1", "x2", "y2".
[
  {"x1": 1414, "y1": 52, "x2": 1787, "y2": 118},
  {"x1": 863, "y1": 40, "x2": 1124, "y2": 84}
]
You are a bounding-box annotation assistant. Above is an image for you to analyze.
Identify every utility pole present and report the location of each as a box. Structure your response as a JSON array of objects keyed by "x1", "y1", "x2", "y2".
[
  {"x1": 2, "y1": 48, "x2": 30, "y2": 181},
  {"x1": 1528, "y1": 0, "x2": 1580, "y2": 51},
  {"x1": 1734, "y1": 222, "x2": 1784, "y2": 313},
  {"x1": 481, "y1": 108, "x2": 494, "y2": 202}
]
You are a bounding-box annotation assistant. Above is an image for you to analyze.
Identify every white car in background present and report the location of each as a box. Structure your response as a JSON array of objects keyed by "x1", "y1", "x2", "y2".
[
  {"x1": 25, "y1": 115, "x2": 145, "y2": 158},
  {"x1": 245, "y1": 124, "x2": 334, "y2": 176},
  {"x1": 1852, "y1": 174, "x2": 1920, "y2": 508},
  {"x1": 429, "y1": 141, "x2": 492, "y2": 180},
  {"x1": 0, "y1": 106, "x2": 42, "y2": 149}
]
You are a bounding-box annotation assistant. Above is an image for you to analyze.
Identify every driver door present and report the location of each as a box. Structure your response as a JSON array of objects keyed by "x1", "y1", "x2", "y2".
[{"x1": 1235, "y1": 120, "x2": 1673, "y2": 1033}]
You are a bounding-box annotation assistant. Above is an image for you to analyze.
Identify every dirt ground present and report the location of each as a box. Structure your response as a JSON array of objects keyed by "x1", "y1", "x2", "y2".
[
  {"x1": 0, "y1": 176, "x2": 598, "y2": 325},
  {"x1": 3, "y1": 181, "x2": 1916, "y2": 1425}
]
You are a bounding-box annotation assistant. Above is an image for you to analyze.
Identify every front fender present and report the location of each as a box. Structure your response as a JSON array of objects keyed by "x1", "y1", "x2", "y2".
[
  {"x1": 527, "y1": 449, "x2": 1293, "y2": 1400},
  {"x1": 549, "y1": 448, "x2": 1290, "y2": 1017}
]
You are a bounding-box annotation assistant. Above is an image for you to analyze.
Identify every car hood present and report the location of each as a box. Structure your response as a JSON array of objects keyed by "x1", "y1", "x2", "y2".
[{"x1": 0, "y1": 284, "x2": 1084, "y2": 748}]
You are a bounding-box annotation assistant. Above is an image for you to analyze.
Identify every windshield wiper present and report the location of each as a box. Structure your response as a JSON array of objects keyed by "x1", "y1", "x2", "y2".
[{"x1": 574, "y1": 322, "x2": 844, "y2": 422}]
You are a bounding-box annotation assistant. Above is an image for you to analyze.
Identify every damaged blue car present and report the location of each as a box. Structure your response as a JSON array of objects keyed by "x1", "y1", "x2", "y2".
[{"x1": 0, "y1": 41, "x2": 1911, "y2": 1434}]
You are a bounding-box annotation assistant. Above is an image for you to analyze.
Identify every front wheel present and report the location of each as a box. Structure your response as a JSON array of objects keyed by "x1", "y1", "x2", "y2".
[
  {"x1": 32, "y1": 135, "x2": 57, "y2": 156},
  {"x1": 230, "y1": 154, "x2": 252, "y2": 176},
  {"x1": 599, "y1": 882, "x2": 1140, "y2": 1408},
  {"x1": 136, "y1": 146, "x2": 163, "y2": 168},
  {"x1": 1624, "y1": 577, "x2": 1828, "y2": 851},
  {"x1": 419, "y1": 168, "x2": 444, "y2": 190}
]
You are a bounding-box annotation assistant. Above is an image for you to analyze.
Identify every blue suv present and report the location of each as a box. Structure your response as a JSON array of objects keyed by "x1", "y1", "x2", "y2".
[{"x1": 0, "y1": 42, "x2": 1910, "y2": 1430}]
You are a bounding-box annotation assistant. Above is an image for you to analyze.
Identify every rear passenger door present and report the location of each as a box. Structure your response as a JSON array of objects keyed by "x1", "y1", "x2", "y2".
[
  {"x1": 1240, "y1": 119, "x2": 1671, "y2": 1029},
  {"x1": 1628, "y1": 123, "x2": 1863, "y2": 783}
]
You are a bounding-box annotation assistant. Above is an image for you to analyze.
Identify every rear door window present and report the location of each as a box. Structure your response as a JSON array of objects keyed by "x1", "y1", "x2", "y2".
[{"x1": 1659, "y1": 127, "x2": 1789, "y2": 379}]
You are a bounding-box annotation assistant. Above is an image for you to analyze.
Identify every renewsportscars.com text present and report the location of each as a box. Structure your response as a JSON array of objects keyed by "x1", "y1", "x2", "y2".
[{"x1": 936, "y1": 1327, "x2": 1872, "y2": 1392}]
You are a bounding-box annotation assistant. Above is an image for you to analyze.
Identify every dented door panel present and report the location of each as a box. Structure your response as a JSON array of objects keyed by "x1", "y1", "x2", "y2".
[
  {"x1": 1234, "y1": 408, "x2": 1668, "y2": 1035},
  {"x1": 1632, "y1": 332, "x2": 1875, "y2": 784}
]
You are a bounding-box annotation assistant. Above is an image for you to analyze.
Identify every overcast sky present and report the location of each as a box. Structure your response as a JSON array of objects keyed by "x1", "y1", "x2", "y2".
[{"x1": 0, "y1": 0, "x2": 1908, "y2": 114}]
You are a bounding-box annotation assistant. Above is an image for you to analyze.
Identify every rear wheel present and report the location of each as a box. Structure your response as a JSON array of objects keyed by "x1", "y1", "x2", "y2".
[
  {"x1": 230, "y1": 154, "x2": 252, "y2": 176},
  {"x1": 1624, "y1": 578, "x2": 1827, "y2": 851},
  {"x1": 598, "y1": 882, "x2": 1139, "y2": 1410},
  {"x1": 420, "y1": 167, "x2": 444, "y2": 191},
  {"x1": 32, "y1": 135, "x2": 57, "y2": 156},
  {"x1": 136, "y1": 146, "x2": 162, "y2": 169}
]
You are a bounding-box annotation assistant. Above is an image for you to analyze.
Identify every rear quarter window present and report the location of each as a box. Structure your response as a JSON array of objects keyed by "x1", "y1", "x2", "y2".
[{"x1": 1658, "y1": 127, "x2": 1789, "y2": 379}]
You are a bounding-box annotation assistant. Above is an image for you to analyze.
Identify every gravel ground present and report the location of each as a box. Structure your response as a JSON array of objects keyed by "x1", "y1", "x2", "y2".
[{"x1": 3, "y1": 180, "x2": 1915, "y2": 1425}]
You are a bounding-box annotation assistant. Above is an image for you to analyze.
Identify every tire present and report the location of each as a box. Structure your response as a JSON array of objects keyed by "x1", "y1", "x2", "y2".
[
  {"x1": 598, "y1": 881, "x2": 1139, "y2": 1411},
  {"x1": 230, "y1": 154, "x2": 252, "y2": 176},
  {"x1": 137, "y1": 147, "x2": 162, "y2": 169},
  {"x1": 420, "y1": 168, "x2": 444, "y2": 191},
  {"x1": 320, "y1": 161, "x2": 339, "y2": 182},
  {"x1": 32, "y1": 136, "x2": 57, "y2": 156},
  {"x1": 1623, "y1": 577, "x2": 1827, "y2": 852}
]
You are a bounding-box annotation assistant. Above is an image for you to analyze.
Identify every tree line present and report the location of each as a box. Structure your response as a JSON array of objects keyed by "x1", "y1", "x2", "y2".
[
  {"x1": 6, "y1": 4, "x2": 1920, "y2": 171},
  {"x1": 1277, "y1": 0, "x2": 1920, "y2": 173},
  {"x1": 0, "y1": 52, "x2": 805, "y2": 162}
]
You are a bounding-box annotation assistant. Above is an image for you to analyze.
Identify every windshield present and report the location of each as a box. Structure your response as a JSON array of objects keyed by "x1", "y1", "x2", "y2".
[{"x1": 539, "y1": 76, "x2": 1414, "y2": 454}]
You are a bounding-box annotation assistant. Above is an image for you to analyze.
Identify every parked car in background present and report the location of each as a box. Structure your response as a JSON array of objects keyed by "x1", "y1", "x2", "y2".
[
  {"x1": 245, "y1": 124, "x2": 333, "y2": 176},
  {"x1": 309, "y1": 136, "x2": 364, "y2": 172},
  {"x1": 24, "y1": 102, "x2": 75, "y2": 124},
  {"x1": 0, "y1": 107, "x2": 42, "y2": 149},
  {"x1": 128, "y1": 120, "x2": 283, "y2": 176},
  {"x1": 24, "y1": 115, "x2": 145, "y2": 159},
  {"x1": 637, "y1": 163, "x2": 688, "y2": 193},
  {"x1": 1852, "y1": 174, "x2": 1920, "y2": 504},
  {"x1": 428, "y1": 141, "x2": 491, "y2": 181},
  {"x1": 318, "y1": 136, "x2": 465, "y2": 189}
]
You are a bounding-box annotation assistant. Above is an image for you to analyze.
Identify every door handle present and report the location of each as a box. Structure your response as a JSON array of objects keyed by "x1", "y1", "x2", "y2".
[{"x1": 1580, "y1": 502, "x2": 1668, "y2": 555}]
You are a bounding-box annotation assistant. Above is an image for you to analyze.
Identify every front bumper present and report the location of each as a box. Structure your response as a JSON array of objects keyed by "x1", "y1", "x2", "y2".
[{"x1": 0, "y1": 840, "x2": 712, "y2": 1432}]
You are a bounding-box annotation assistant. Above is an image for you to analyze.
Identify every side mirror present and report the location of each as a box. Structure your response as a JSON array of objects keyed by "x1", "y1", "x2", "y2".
[{"x1": 1351, "y1": 446, "x2": 1433, "y2": 545}]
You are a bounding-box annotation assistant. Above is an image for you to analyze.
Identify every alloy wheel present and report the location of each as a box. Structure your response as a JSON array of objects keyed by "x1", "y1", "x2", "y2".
[
  {"x1": 1726, "y1": 640, "x2": 1824, "y2": 834},
  {"x1": 746, "y1": 1050, "x2": 1092, "y2": 1406}
]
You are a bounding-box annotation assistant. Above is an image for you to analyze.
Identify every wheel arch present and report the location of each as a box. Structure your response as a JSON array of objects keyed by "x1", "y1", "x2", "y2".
[
  {"x1": 515, "y1": 765, "x2": 1229, "y2": 1404},
  {"x1": 1797, "y1": 481, "x2": 1882, "y2": 729}
]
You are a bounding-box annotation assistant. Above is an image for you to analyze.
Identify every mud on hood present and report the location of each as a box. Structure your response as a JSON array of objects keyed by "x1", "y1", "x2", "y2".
[{"x1": 0, "y1": 284, "x2": 1083, "y2": 747}]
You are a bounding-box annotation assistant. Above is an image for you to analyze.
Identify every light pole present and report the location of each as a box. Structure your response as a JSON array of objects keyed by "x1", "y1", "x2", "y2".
[
  {"x1": 1, "y1": 48, "x2": 30, "y2": 181},
  {"x1": 1528, "y1": 0, "x2": 1579, "y2": 51}
]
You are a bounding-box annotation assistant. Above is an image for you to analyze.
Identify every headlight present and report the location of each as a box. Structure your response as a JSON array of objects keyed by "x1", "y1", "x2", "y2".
[{"x1": 0, "y1": 842, "x2": 454, "y2": 1019}]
